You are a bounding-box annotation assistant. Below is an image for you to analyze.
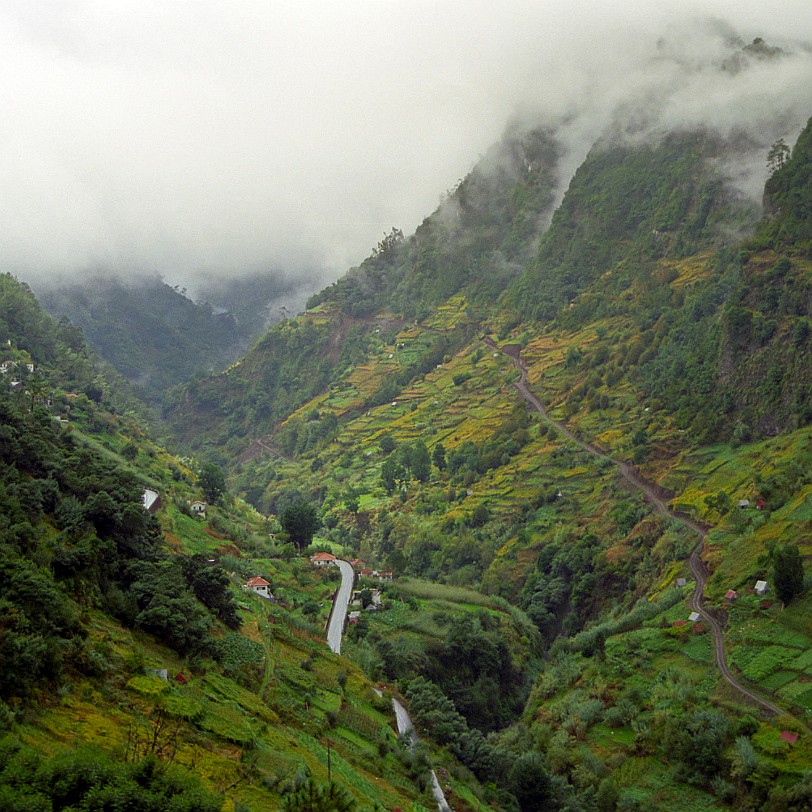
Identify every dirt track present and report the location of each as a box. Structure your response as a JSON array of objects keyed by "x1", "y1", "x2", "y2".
[{"x1": 489, "y1": 337, "x2": 785, "y2": 716}]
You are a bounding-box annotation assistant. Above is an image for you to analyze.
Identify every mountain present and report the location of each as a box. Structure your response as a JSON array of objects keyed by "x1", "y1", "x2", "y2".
[
  {"x1": 35, "y1": 270, "x2": 311, "y2": 407},
  {"x1": 160, "y1": 86, "x2": 812, "y2": 811},
  {"x1": 0, "y1": 274, "x2": 504, "y2": 810},
  {"x1": 7, "y1": 34, "x2": 812, "y2": 811}
]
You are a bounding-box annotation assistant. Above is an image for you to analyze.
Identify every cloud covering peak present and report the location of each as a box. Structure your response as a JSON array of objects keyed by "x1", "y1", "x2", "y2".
[{"x1": 1, "y1": 1, "x2": 811, "y2": 290}]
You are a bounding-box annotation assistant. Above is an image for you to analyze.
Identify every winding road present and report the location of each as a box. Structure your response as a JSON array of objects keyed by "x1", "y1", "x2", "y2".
[
  {"x1": 327, "y1": 559, "x2": 355, "y2": 655},
  {"x1": 328, "y1": 562, "x2": 453, "y2": 811},
  {"x1": 488, "y1": 337, "x2": 784, "y2": 717}
]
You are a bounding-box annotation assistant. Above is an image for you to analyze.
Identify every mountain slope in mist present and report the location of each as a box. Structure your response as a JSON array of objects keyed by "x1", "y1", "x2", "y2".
[{"x1": 36, "y1": 272, "x2": 312, "y2": 406}]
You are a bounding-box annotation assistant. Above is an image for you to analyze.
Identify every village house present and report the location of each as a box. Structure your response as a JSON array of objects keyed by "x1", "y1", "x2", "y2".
[
  {"x1": 311, "y1": 551, "x2": 337, "y2": 568},
  {"x1": 724, "y1": 589, "x2": 738, "y2": 602},
  {"x1": 349, "y1": 559, "x2": 367, "y2": 570},
  {"x1": 738, "y1": 499, "x2": 751, "y2": 509},
  {"x1": 190, "y1": 500, "x2": 207, "y2": 516},
  {"x1": 244, "y1": 576, "x2": 272, "y2": 598},
  {"x1": 688, "y1": 611, "x2": 701, "y2": 622},
  {"x1": 675, "y1": 577, "x2": 687, "y2": 588},
  {"x1": 374, "y1": 570, "x2": 394, "y2": 581},
  {"x1": 142, "y1": 489, "x2": 161, "y2": 513},
  {"x1": 351, "y1": 588, "x2": 381, "y2": 607},
  {"x1": 755, "y1": 580, "x2": 769, "y2": 596}
]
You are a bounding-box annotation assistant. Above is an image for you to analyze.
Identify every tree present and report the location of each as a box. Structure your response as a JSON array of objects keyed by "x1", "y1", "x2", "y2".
[
  {"x1": 432, "y1": 442, "x2": 446, "y2": 471},
  {"x1": 282, "y1": 779, "x2": 356, "y2": 812},
  {"x1": 508, "y1": 752, "x2": 556, "y2": 811},
  {"x1": 380, "y1": 458, "x2": 405, "y2": 495},
  {"x1": 767, "y1": 139, "x2": 790, "y2": 174},
  {"x1": 408, "y1": 441, "x2": 431, "y2": 482},
  {"x1": 198, "y1": 462, "x2": 226, "y2": 504},
  {"x1": 773, "y1": 542, "x2": 804, "y2": 604},
  {"x1": 280, "y1": 501, "x2": 321, "y2": 552}
]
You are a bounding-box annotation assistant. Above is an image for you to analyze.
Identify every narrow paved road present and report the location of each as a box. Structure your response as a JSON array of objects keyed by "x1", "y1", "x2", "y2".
[
  {"x1": 489, "y1": 337, "x2": 784, "y2": 716},
  {"x1": 327, "y1": 559, "x2": 355, "y2": 655},
  {"x1": 330, "y1": 582, "x2": 453, "y2": 811},
  {"x1": 391, "y1": 696, "x2": 452, "y2": 812}
]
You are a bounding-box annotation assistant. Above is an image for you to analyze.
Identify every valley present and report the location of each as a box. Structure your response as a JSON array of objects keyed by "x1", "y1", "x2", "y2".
[{"x1": 0, "y1": 28, "x2": 811, "y2": 812}]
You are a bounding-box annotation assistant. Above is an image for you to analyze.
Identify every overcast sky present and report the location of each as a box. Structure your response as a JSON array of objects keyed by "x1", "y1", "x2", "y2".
[{"x1": 2, "y1": 1, "x2": 811, "y2": 293}]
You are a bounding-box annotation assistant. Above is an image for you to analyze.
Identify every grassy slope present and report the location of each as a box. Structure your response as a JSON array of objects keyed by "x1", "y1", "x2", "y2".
[{"x1": 228, "y1": 244, "x2": 810, "y2": 804}]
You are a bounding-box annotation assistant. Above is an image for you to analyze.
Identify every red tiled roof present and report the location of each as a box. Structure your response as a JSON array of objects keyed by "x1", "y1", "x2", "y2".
[
  {"x1": 246, "y1": 576, "x2": 271, "y2": 587},
  {"x1": 780, "y1": 731, "x2": 799, "y2": 744},
  {"x1": 312, "y1": 552, "x2": 336, "y2": 561}
]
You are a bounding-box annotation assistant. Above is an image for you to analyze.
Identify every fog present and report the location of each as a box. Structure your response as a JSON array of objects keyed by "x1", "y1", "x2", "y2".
[{"x1": 2, "y1": 1, "x2": 811, "y2": 295}]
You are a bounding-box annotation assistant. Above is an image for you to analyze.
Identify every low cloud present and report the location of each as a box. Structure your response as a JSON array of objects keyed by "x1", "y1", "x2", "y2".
[{"x1": 1, "y1": 1, "x2": 810, "y2": 293}]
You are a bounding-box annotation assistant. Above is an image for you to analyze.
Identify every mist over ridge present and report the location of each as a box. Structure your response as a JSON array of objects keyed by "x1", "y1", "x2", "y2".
[{"x1": 1, "y1": 2, "x2": 810, "y2": 296}]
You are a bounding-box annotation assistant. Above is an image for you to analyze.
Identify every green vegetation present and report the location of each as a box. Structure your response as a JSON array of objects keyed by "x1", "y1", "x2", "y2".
[{"x1": 5, "y1": 81, "x2": 812, "y2": 807}]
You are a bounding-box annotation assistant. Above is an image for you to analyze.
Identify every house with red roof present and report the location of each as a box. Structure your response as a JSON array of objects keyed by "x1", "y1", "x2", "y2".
[
  {"x1": 311, "y1": 552, "x2": 337, "y2": 568},
  {"x1": 244, "y1": 576, "x2": 272, "y2": 598}
]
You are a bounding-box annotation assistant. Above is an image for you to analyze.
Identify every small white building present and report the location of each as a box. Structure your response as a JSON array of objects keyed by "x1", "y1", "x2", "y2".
[
  {"x1": 190, "y1": 500, "x2": 207, "y2": 516},
  {"x1": 244, "y1": 576, "x2": 272, "y2": 598},
  {"x1": 688, "y1": 611, "x2": 701, "y2": 622},
  {"x1": 755, "y1": 580, "x2": 769, "y2": 596},
  {"x1": 142, "y1": 489, "x2": 161, "y2": 513},
  {"x1": 311, "y1": 552, "x2": 337, "y2": 568}
]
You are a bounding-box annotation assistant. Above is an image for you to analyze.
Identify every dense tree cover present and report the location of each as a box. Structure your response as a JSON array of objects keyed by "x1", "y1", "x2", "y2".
[
  {"x1": 379, "y1": 441, "x2": 431, "y2": 494},
  {"x1": 0, "y1": 738, "x2": 221, "y2": 811},
  {"x1": 509, "y1": 131, "x2": 759, "y2": 322},
  {"x1": 772, "y1": 542, "x2": 805, "y2": 604},
  {"x1": 0, "y1": 274, "x2": 145, "y2": 419},
  {"x1": 164, "y1": 318, "x2": 336, "y2": 454},
  {"x1": 760, "y1": 115, "x2": 812, "y2": 255},
  {"x1": 0, "y1": 282, "x2": 241, "y2": 701},
  {"x1": 36, "y1": 274, "x2": 253, "y2": 406}
]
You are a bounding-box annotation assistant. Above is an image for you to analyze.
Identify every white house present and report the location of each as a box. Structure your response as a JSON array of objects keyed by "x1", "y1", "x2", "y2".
[
  {"x1": 755, "y1": 580, "x2": 769, "y2": 596},
  {"x1": 244, "y1": 576, "x2": 272, "y2": 598},
  {"x1": 688, "y1": 611, "x2": 701, "y2": 622},
  {"x1": 311, "y1": 552, "x2": 337, "y2": 568},
  {"x1": 190, "y1": 500, "x2": 207, "y2": 516},
  {"x1": 142, "y1": 489, "x2": 161, "y2": 513}
]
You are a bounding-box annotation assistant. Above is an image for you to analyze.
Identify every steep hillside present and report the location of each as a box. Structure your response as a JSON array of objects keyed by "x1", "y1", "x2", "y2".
[
  {"x1": 508, "y1": 130, "x2": 760, "y2": 321},
  {"x1": 158, "y1": 103, "x2": 812, "y2": 807},
  {"x1": 36, "y1": 271, "x2": 305, "y2": 408},
  {"x1": 0, "y1": 275, "x2": 503, "y2": 811}
]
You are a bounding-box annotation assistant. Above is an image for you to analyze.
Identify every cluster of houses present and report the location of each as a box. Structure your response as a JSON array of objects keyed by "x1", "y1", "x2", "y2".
[
  {"x1": 310, "y1": 552, "x2": 394, "y2": 580},
  {"x1": 0, "y1": 358, "x2": 36, "y2": 382},
  {"x1": 673, "y1": 579, "x2": 771, "y2": 629}
]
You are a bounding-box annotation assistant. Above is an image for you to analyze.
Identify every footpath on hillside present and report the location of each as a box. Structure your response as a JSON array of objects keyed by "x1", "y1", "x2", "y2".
[{"x1": 485, "y1": 336, "x2": 785, "y2": 718}]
